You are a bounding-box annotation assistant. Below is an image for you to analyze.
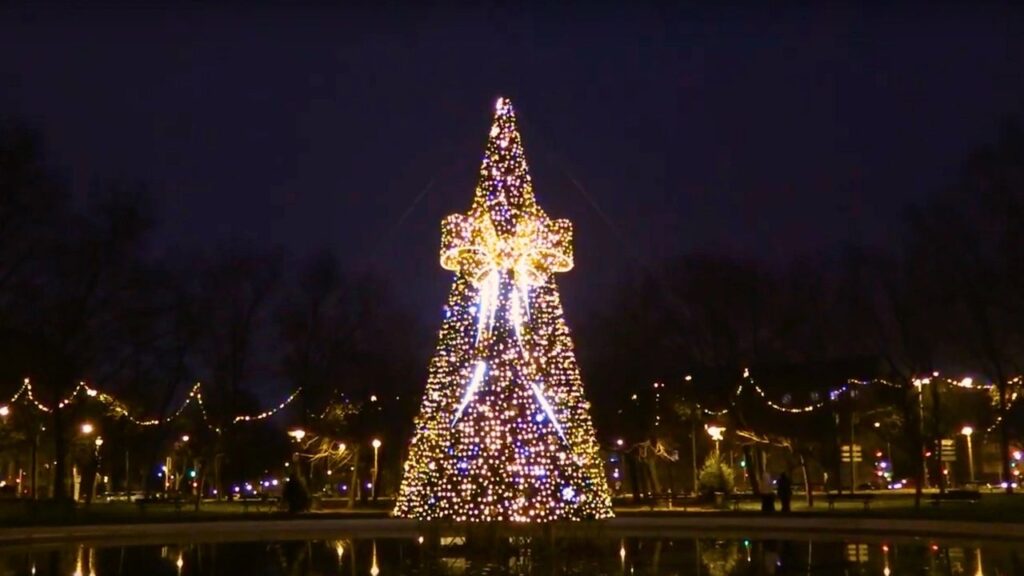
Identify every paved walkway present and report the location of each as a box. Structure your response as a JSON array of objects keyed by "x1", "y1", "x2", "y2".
[{"x1": 2, "y1": 515, "x2": 1022, "y2": 546}]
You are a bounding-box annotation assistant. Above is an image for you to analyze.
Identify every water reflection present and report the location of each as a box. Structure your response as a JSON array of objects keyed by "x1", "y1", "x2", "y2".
[{"x1": 0, "y1": 534, "x2": 1020, "y2": 575}]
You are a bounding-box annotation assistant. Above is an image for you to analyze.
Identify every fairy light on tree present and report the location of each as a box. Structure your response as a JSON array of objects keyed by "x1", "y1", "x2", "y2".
[{"x1": 395, "y1": 97, "x2": 613, "y2": 522}]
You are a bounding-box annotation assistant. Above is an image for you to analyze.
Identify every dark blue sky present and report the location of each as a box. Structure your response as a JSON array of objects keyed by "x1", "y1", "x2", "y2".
[{"x1": 2, "y1": 4, "x2": 1022, "y2": 321}]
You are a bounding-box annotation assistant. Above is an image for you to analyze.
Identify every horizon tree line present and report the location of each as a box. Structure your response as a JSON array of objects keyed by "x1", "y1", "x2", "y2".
[{"x1": 1, "y1": 115, "x2": 1021, "y2": 506}]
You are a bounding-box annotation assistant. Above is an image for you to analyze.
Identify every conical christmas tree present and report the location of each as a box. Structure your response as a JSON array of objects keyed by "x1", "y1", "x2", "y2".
[{"x1": 395, "y1": 97, "x2": 613, "y2": 522}]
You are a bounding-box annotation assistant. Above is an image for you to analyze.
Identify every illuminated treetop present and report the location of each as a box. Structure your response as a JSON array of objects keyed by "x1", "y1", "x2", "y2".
[{"x1": 441, "y1": 97, "x2": 572, "y2": 292}]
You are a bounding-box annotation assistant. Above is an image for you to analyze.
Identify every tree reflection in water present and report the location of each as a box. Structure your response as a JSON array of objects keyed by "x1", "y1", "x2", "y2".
[
  {"x1": 0, "y1": 535, "x2": 1021, "y2": 575},
  {"x1": 699, "y1": 540, "x2": 740, "y2": 576}
]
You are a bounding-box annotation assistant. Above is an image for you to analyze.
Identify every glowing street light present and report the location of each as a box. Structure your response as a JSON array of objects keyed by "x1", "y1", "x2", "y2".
[
  {"x1": 181, "y1": 435, "x2": 190, "y2": 443},
  {"x1": 706, "y1": 425, "x2": 725, "y2": 456},
  {"x1": 0, "y1": 405, "x2": 9, "y2": 417},
  {"x1": 961, "y1": 425, "x2": 975, "y2": 483},
  {"x1": 371, "y1": 438, "x2": 382, "y2": 499},
  {"x1": 80, "y1": 422, "x2": 94, "y2": 435},
  {"x1": 94, "y1": 436, "x2": 104, "y2": 448},
  {"x1": 288, "y1": 428, "x2": 306, "y2": 442}
]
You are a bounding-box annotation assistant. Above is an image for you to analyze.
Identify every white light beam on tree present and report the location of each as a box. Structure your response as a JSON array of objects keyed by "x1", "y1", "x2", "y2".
[
  {"x1": 530, "y1": 381, "x2": 567, "y2": 444},
  {"x1": 452, "y1": 361, "x2": 487, "y2": 425}
]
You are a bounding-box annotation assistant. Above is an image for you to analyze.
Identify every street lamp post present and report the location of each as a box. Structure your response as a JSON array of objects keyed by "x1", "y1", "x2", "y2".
[
  {"x1": 371, "y1": 439, "x2": 382, "y2": 500},
  {"x1": 73, "y1": 422, "x2": 96, "y2": 501},
  {"x1": 615, "y1": 438, "x2": 625, "y2": 495},
  {"x1": 961, "y1": 426, "x2": 975, "y2": 484},
  {"x1": 706, "y1": 425, "x2": 725, "y2": 457},
  {"x1": 287, "y1": 428, "x2": 306, "y2": 482},
  {"x1": 914, "y1": 378, "x2": 929, "y2": 489},
  {"x1": 94, "y1": 436, "x2": 104, "y2": 500}
]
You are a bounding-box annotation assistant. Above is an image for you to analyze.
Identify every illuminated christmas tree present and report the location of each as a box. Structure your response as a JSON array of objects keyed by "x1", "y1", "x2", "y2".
[{"x1": 395, "y1": 97, "x2": 613, "y2": 522}]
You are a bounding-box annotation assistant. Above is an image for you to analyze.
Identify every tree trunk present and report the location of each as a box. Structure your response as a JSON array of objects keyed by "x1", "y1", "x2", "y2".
[
  {"x1": 214, "y1": 453, "x2": 223, "y2": 499},
  {"x1": 626, "y1": 452, "x2": 642, "y2": 504},
  {"x1": 646, "y1": 456, "x2": 662, "y2": 495},
  {"x1": 193, "y1": 459, "x2": 202, "y2": 512},
  {"x1": 144, "y1": 425, "x2": 165, "y2": 498},
  {"x1": 911, "y1": 413, "x2": 924, "y2": 510},
  {"x1": 30, "y1": 431, "x2": 38, "y2": 500},
  {"x1": 691, "y1": 420, "x2": 699, "y2": 495},
  {"x1": 930, "y1": 379, "x2": 945, "y2": 495},
  {"x1": 832, "y1": 408, "x2": 843, "y2": 495},
  {"x1": 743, "y1": 445, "x2": 760, "y2": 495},
  {"x1": 348, "y1": 446, "x2": 360, "y2": 509},
  {"x1": 799, "y1": 453, "x2": 813, "y2": 508},
  {"x1": 998, "y1": 379, "x2": 1014, "y2": 494},
  {"x1": 52, "y1": 405, "x2": 68, "y2": 501}
]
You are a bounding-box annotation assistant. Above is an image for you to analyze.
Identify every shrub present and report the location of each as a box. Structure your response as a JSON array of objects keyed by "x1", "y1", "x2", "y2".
[{"x1": 698, "y1": 453, "x2": 735, "y2": 498}]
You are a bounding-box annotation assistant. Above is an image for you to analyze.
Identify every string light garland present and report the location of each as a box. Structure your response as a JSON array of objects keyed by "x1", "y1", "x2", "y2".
[
  {"x1": 749, "y1": 378, "x2": 827, "y2": 414},
  {"x1": 700, "y1": 405, "x2": 730, "y2": 416},
  {"x1": 667, "y1": 371, "x2": 1021, "y2": 417},
  {"x1": 985, "y1": 376, "x2": 1023, "y2": 435},
  {"x1": 4, "y1": 379, "x2": 302, "y2": 432},
  {"x1": 395, "y1": 97, "x2": 613, "y2": 522},
  {"x1": 10, "y1": 379, "x2": 53, "y2": 413},
  {"x1": 233, "y1": 387, "x2": 303, "y2": 424}
]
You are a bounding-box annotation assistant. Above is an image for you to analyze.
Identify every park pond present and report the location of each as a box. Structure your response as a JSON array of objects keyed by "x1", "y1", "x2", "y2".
[{"x1": 0, "y1": 532, "x2": 1022, "y2": 575}]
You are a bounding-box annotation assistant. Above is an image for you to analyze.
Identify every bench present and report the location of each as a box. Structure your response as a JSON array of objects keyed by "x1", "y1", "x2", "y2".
[
  {"x1": 825, "y1": 493, "x2": 875, "y2": 511},
  {"x1": 930, "y1": 490, "x2": 981, "y2": 506},
  {"x1": 135, "y1": 496, "x2": 185, "y2": 514},
  {"x1": 663, "y1": 495, "x2": 702, "y2": 510},
  {"x1": 729, "y1": 493, "x2": 763, "y2": 511},
  {"x1": 240, "y1": 496, "x2": 280, "y2": 513}
]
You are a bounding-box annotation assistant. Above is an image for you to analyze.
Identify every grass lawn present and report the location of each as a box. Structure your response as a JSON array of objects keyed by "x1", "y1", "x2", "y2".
[
  {"x1": 0, "y1": 498, "x2": 390, "y2": 527},
  {"x1": 2, "y1": 491, "x2": 1023, "y2": 527},
  {"x1": 616, "y1": 490, "x2": 1024, "y2": 523}
]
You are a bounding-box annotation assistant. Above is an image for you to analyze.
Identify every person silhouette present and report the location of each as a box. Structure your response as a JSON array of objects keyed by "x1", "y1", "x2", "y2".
[
  {"x1": 777, "y1": 472, "x2": 793, "y2": 513},
  {"x1": 761, "y1": 470, "x2": 775, "y2": 513}
]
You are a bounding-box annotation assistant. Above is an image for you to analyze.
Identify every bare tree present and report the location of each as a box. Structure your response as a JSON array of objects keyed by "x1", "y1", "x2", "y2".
[
  {"x1": 196, "y1": 249, "x2": 282, "y2": 495},
  {"x1": 909, "y1": 120, "x2": 1024, "y2": 493}
]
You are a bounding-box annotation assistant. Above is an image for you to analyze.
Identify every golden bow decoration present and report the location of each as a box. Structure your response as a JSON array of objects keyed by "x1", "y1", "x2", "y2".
[{"x1": 440, "y1": 209, "x2": 573, "y2": 288}]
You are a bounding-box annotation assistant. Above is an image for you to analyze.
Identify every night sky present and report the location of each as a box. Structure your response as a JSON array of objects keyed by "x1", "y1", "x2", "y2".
[{"x1": 2, "y1": 4, "x2": 1022, "y2": 323}]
